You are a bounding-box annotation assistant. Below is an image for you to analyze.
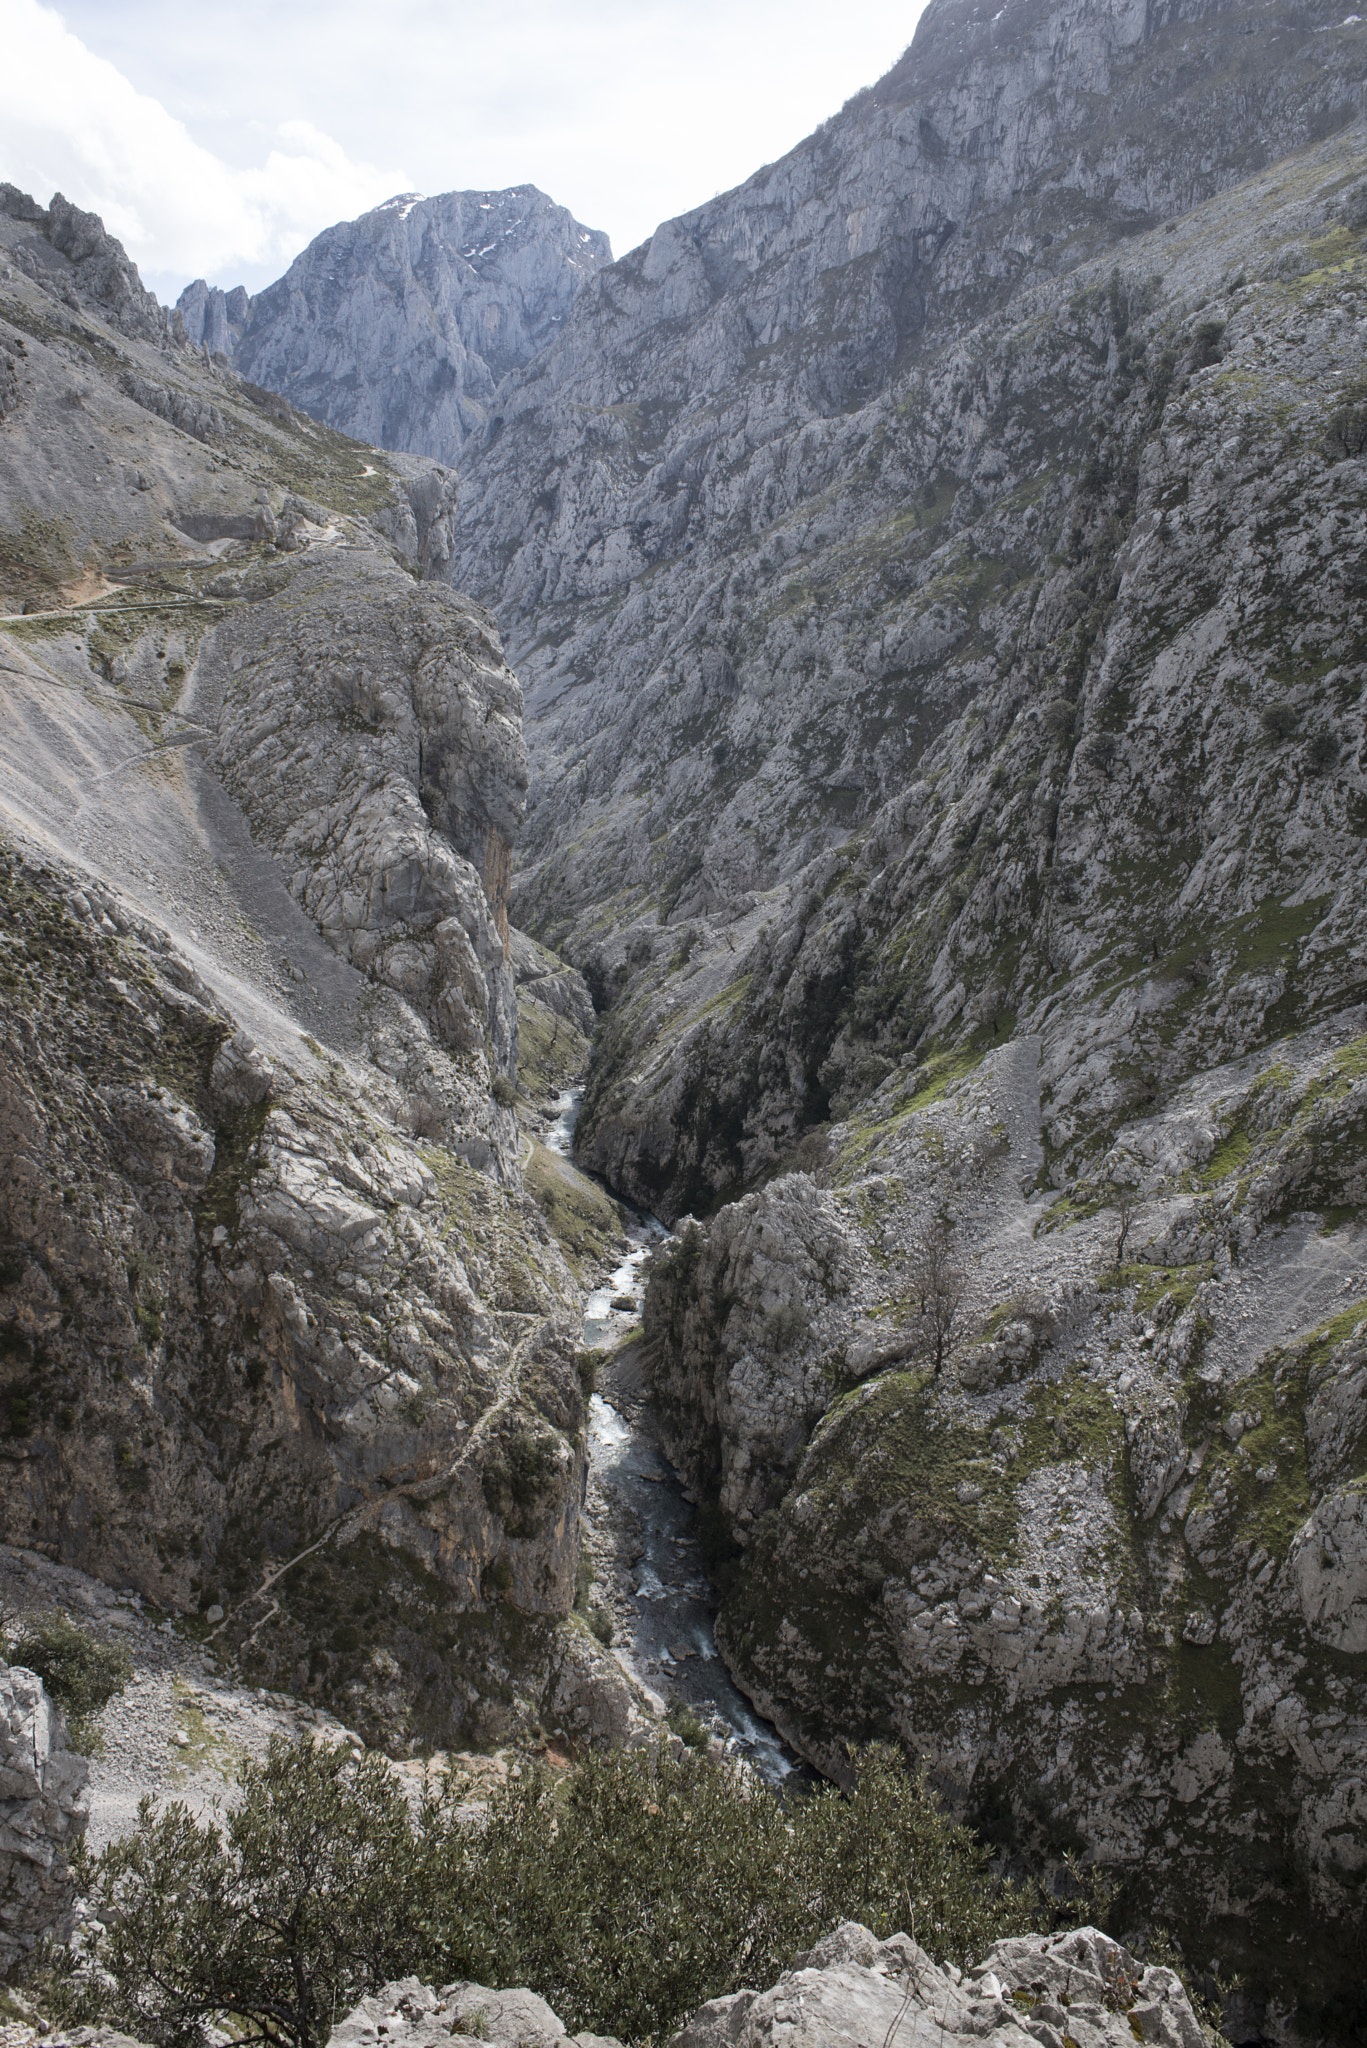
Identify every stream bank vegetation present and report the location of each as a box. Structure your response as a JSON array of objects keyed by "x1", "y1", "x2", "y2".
[{"x1": 39, "y1": 1735, "x2": 1121, "y2": 2048}]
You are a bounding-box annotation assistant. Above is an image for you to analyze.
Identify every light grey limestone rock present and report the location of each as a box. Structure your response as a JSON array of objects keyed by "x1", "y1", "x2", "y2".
[
  {"x1": 669, "y1": 1922, "x2": 1200, "y2": 2048},
  {"x1": 326, "y1": 1929, "x2": 1198, "y2": 2048},
  {"x1": 371, "y1": 460, "x2": 462, "y2": 581},
  {"x1": 0, "y1": 187, "x2": 168, "y2": 346},
  {"x1": 210, "y1": 1030, "x2": 275, "y2": 1108},
  {"x1": 645, "y1": 1022, "x2": 1367, "y2": 2019},
  {"x1": 329, "y1": 1975, "x2": 621, "y2": 2048},
  {"x1": 0, "y1": 211, "x2": 623, "y2": 1757},
  {"x1": 197, "y1": 550, "x2": 528, "y2": 1140},
  {"x1": 230, "y1": 187, "x2": 611, "y2": 462},
  {"x1": 176, "y1": 278, "x2": 251, "y2": 357},
  {"x1": 451, "y1": 0, "x2": 1367, "y2": 1003},
  {"x1": 427, "y1": 0, "x2": 1367, "y2": 1236},
  {"x1": 510, "y1": 927, "x2": 596, "y2": 1037},
  {"x1": 0, "y1": 1661, "x2": 89, "y2": 1969},
  {"x1": 1290, "y1": 1488, "x2": 1367, "y2": 1653}
]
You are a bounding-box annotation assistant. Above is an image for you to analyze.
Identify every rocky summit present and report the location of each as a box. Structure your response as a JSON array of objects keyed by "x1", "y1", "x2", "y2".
[
  {"x1": 2, "y1": 0, "x2": 1367, "y2": 2042},
  {"x1": 181, "y1": 188, "x2": 612, "y2": 464}
]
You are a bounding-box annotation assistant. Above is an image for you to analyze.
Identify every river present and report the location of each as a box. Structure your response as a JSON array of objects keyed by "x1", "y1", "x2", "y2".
[{"x1": 544, "y1": 1090, "x2": 800, "y2": 1782}]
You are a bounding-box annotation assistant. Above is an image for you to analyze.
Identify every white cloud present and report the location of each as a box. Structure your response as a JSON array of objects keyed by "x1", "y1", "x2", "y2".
[
  {"x1": 0, "y1": 0, "x2": 927, "y2": 298},
  {"x1": 0, "y1": 0, "x2": 407, "y2": 293}
]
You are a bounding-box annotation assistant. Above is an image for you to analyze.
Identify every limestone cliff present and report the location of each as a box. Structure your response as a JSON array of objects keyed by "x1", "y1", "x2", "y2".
[
  {"x1": 198, "y1": 188, "x2": 612, "y2": 463},
  {"x1": 0, "y1": 1661, "x2": 88, "y2": 1970},
  {"x1": 407, "y1": 0, "x2": 1367, "y2": 2032},
  {"x1": 0, "y1": 189, "x2": 636, "y2": 1756}
]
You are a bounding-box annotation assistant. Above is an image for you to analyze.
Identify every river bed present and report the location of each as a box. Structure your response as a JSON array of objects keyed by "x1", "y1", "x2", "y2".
[{"x1": 545, "y1": 1089, "x2": 800, "y2": 1782}]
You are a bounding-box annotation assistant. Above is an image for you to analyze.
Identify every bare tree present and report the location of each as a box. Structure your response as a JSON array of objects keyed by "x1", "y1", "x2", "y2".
[
  {"x1": 1109, "y1": 1183, "x2": 1139, "y2": 1266},
  {"x1": 906, "y1": 1217, "x2": 967, "y2": 1376}
]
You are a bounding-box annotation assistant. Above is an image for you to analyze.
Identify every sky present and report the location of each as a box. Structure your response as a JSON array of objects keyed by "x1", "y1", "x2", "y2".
[{"x1": 0, "y1": 0, "x2": 926, "y2": 305}]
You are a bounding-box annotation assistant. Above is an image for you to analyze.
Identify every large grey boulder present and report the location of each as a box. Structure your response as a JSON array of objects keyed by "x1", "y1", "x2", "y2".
[{"x1": 0, "y1": 1661, "x2": 90, "y2": 1970}]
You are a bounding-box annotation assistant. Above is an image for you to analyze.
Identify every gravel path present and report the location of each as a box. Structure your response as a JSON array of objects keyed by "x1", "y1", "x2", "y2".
[{"x1": 0, "y1": 1542, "x2": 367, "y2": 1851}]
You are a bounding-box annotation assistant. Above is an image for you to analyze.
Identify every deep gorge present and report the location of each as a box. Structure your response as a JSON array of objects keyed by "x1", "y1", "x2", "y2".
[{"x1": 1, "y1": 0, "x2": 1366, "y2": 2038}]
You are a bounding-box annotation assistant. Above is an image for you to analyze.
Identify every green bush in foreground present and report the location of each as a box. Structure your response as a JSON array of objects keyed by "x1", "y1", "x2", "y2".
[
  {"x1": 46, "y1": 1741, "x2": 428, "y2": 2048},
  {"x1": 43, "y1": 1736, "x2": 1111, "y2": 2048},
  {"x1": 6, "y1": 1612, "x2": 132, "y2": 1753}
]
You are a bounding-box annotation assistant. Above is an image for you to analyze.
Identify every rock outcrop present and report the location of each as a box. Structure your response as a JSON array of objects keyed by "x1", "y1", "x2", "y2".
[
  {"x1": 330, "y1": 1975, "x2": 621, "y2": 2048},
  {"x1": 645, "y1": 1022, "x2": 1367, "y2": 2028},
  {"x1": 0, "y1": 1661, "x2": 89, "y2": 1970},
  {"x1": 177, "y1": 279, "x2": 251, "y2": 358},
  {"x1": 212, "y1": 188, "x2": 611, "y2": 462},
  {"x1": 326, "y1": 1926, "x2": 1206, "y2": 2048},
  {"x1": 0, "y1": 185, "x2": 168, "y2": 347},
  {"x1": 672, "y1": 1923, "x2": 1205, "y2": 2048},
  {"x1": 199, "y1": 550, "x2": 529, "y2": 1127},
  {"x1": 0, "y1": 190, "x2": 640, "y2": 1755}
]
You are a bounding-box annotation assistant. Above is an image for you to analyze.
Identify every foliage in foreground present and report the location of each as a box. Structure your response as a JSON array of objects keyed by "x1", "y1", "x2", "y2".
[
  {"x1": 5, "y1": 1611, "x2": 132, "y2": 1753},
  {"x1": 42, "y1": 1736, "x2": 1113, "y2": 2048}
]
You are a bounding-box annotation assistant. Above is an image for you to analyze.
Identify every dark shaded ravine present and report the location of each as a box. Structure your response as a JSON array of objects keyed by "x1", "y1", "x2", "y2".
[{"x1": 545, "y1": 1090, "x2": 801, "y2": 1782}]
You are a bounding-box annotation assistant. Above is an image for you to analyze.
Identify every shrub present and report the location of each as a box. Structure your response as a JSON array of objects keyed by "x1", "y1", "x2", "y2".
[
  {"x1": 665, "y1": 1701, "x2": 711, "y2": 1752},
  {"x1": 1081, "y1": 731, "x2": 1119, "y2": 777},
  {"x1": 1305, "y1": 730, "x2": 1340, "y2": 772},
  {"x1": 1042, "y1": 697, "x2": 1078, "y2": 744},
  {"x1": 1190, "y1": 319, "x2": 1226, "y2": 369},
  {"x1": 1260, "y1": 701, "x2": 1299, "y2": 741},
  {"x1": 903, "y1": 1218, "x2": 967, "y2": 1375},
  {"x1": 46, "y1": 1739, "x2": 427, "y2": 2048},
  {"x1": 6, "y1": 1612, "x2": 131, "y2": 1753},
  {"x1": 762, "y1": 1301, "x2": 809, "y2": 1355},
  {"x1": 481, "y1": 1424, "x2": 562, "y2": 1536},
  {"x1": 425, "y1": 1741, "x2": 1035, "y2": 2040},
  {"x1": 45, "y1": 1739, "x2": 1111, "y2": 2048},
  {"x1": 1325, "y1": 398, "x2": 1367, "y2": 461},
  {"x1": 490, "y1": 1074, "x2": 517, "y2": 1108}
]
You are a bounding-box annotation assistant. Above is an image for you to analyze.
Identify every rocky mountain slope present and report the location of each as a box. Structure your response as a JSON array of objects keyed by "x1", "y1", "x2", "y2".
[
  {"x1": 415, "y1": 0, "x2": 1367, "y2": 2035},
  {"x1": 180, "y1": 188, "x2": 612, "y2": 463},
  {"x1": 0, "y1": 184, "x2": 642, "y2": 1758}
]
